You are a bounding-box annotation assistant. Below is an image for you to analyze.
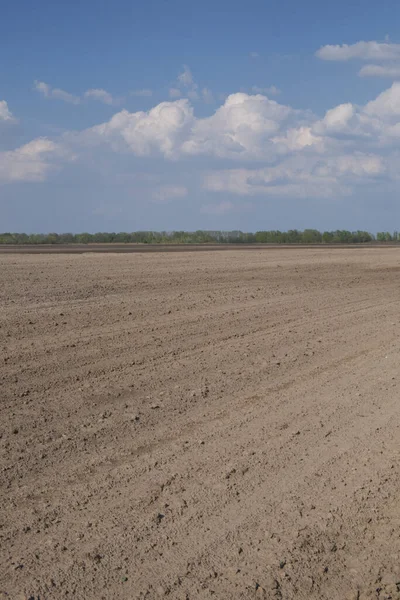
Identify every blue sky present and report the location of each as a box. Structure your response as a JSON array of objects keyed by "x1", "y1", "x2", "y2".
[{"x1": 2, "y1": 0, "x2": 400, "y2": 232}]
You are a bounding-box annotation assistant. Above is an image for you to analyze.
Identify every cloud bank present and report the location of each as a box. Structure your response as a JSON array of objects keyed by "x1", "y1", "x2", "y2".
[
  {"x1": 20, "y1": 82, "x2": 393, "y2": 203},
  {"x1": 0, "y1": 139, "x2": 69, "y2": 183},
  {"x1": 317, "y1": 39, "x2": 400, "y2": 80},
  {"x1": 3, "y1": 83, "x2": 400, "y2": 199},
  {"x1": 4, "y1": 48, "x2": 400, "y2": 213},
  {"x1": 34, "y1": 80, "x2": 118, "y2": 105}
]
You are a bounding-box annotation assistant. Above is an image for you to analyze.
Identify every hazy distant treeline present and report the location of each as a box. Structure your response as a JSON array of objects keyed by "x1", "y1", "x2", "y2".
[{"x1": 0, "y1": 230, "x2": 399, "y2": 245}]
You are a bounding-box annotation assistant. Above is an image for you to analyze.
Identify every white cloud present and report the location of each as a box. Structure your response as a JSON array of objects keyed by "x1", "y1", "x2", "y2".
[
  {"x1": 78, "y1": 92, "x2": 297, "y2": 163},
  {"x1": 34, "y1": 80, "x2": 80, "y2": 105},
  {"x1": 152, "y1": 185, "x2": 187, "y2": 202},
  {"x1": 316, "y1": 41, "x2": 400, "y2": 61},
  {"x1": 0, "y1": 100, "x2": 16, "y2": 122},
  {"x1": 178, "y1": 65, "x2": 194, "y2": 87},
  {"x1": 359, "y1": 64, "x2": 400, "y2": 78},
  {"x1": 322, "y1": 103, "x2": 355, "y2": 128},
  {"x1": 51, "y1": 88, "x2": 80, "y2": 104},
  {"x1": 84, "y1": 88, "x2": 115, "y2": 105},
  {"x1": 272, "y1": 126, "x2": 323, "y2": 151},
  {"x1": 252, "y1": 85, "x2": 281, "y2": 96},
  {"x1": 332, "y1": 153, "x2": 385, "y2": 177},
  {"x1": 311, "y1": 103, "x2": 355, "y2": 136},
  {"x1": 317, "y1": 40, "x2": 400, "y2": 82},
  {"x1": 171, "y1": 65, "x2": 213, "y2": 104},
  {"x1": 34, "y1": 81, "x2": 119, "y2": 106},
  {"x1": 131, "y1": 89, "x2": 153, "y2": 97},
  {"x1": 86, "y1": 99, "x2": 194, "y2": 158},
  {"x1": 181, "y1": 93, "x2": 293, "y2": 159},
  {"x1": 250, "y1": 52, "x2": 260, "y2": 59},
  {"x1": 21, "y1": 77, "x2": 400, "y2": 201},
  {"x1": 364, "y1": 82, "x2": 400, "y2": 117},
  {"x1": 0, "y1": 138, "x2": 67, "y2": 183},
  {"x1": 34, "y1": 81, "x2": 51, "y2": 96},
  {"x1": 203, "y1": 151, "x2": 385, "y2": 199}
]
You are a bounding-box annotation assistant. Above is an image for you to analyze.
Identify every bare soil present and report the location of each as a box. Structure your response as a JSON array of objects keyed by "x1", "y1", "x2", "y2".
[
  {"x1": 0, "y1": 243, "x2": 398, "y2": 254},
  {"x1": 1, "y1": 248, "x2": 400, "y2": 600}
]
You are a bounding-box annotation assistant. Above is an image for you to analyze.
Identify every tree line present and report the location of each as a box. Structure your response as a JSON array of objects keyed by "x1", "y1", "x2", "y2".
[{"x1": 0, "y1": 230, "x2": 399, "y2": 245}]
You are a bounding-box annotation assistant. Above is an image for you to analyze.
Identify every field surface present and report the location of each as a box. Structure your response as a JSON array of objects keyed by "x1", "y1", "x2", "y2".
[{"x1": 2, "y1": 248, "x2": 400, "y2": 599}]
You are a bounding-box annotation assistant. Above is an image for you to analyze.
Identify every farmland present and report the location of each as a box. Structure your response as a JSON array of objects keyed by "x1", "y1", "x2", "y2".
[{"x1": 2, "y1": 247, "x2": 400, "y2": 599}]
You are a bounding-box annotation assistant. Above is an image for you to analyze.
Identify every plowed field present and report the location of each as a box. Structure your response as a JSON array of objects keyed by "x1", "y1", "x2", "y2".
[{"x1": 2, "y1": 248, "x2": 400, "y2": 599}]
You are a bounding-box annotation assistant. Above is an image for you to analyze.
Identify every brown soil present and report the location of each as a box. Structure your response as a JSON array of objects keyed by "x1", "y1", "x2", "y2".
[
  {"x1": 1, "y1": 248, "x2": 400, "y2": 600},
  {"x1": 0, "y1": 243, "x2": 398, "y2": 254}
]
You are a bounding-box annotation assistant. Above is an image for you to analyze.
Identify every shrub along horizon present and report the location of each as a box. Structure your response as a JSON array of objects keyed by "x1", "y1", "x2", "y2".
[{"x1": 0, "y1": 229, "x2": 397, "y2": 245}]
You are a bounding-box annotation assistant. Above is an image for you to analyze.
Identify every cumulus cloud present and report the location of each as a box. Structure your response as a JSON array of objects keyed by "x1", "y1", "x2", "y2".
[
  {"x1": 322, "y1": 103, "x2": 355, "y2": 128},
  {"x1": 169, "y1": 65, "x2": 213, "y2": 103},
  {"x1": 81, "y1": 92, "x2": 295, "y2": 161},
  {"x1": 84, "y1": 88, "x2": 115, "y2": 105},
  {"x1": 364, "y1": 82, "x2": 400, "y2": 117},
  {"x1": 60, "y1": 82, "x2": 400, "y2": 202},
  {"x1": 14, "y1": 76, "x2": 400, "y2": 201},
  {"x1": 203, "y1": 151, "x2": 385, "y2": 199},
  {"x1": 316, "y1": 40, "x2": 400, "y2": 82},
  {"x1": 311, "y1": 103, "x2": 356, "y2": 137},
  {"x1": 177, "y1": 66, "x2": 198, "y2": 98},
  {"x1": 178, "y1": 65, "x2": 194, "y2": 88},
  {"x1": 0, "y1": 138, "x2": 68, "y2": 183},
  {"x1": 73, "y1": 86, "x2": 394, "y2": 201},
  {"x1": 86, "y1": 99, "x2": 194, "y2": 158},
  {"x1": 34, "y1": 80, "x2": 81, "y2": 105},
  {"x1": 23, "y1": 42, "x2": 400, "y2": 206},
  {"x1": 272, "y1": 126, "x2": 323, "y2": 152},
  {"x1": 359, "y1": 64, "x2": 400, "y2": 78},
  {"x1": 316, "y1": 41, "x2": 400, "y2": 62},
  {"x1": 181, "y1": 93, "x2": 293, "y2": 159},
  {"x1": 0, "y1": 100, "x2": 16, "y2": 122},
  {"x1": 34, "y1": 81, "x2": 118, "y2": 106}
]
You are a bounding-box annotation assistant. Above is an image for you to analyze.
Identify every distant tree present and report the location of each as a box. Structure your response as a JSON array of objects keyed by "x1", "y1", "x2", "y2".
[
  {"x1": 322, "y1": 231, "x2": 334, "y2": 243},
  {"x1": 28, "y1": 234, "x2": 47, "y2": 244},
  {"x1": 59, "y1": 233, "x2": 75, "y2": 244},
  {"x1": 301, "y1": 229, "x2": 322, "y2": 243},
  {"x1": 255, "y1": 231, "x2": 268, "y2": 243},
  {"x1": 75, "y1": 233, "x2": 92, "y2": 244},
  {"x1": 354, "y1": 231, "x2": 373, "y2": 243},
  {"x1": 0, "y1": 229, "x2": 379, "y2": 245},
  {"x1": 286, "y1": 229, "x2": 302, "y2": 243},
  {"x1": 376, "y1": 232, "x2": 392, "y2": 242}
]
